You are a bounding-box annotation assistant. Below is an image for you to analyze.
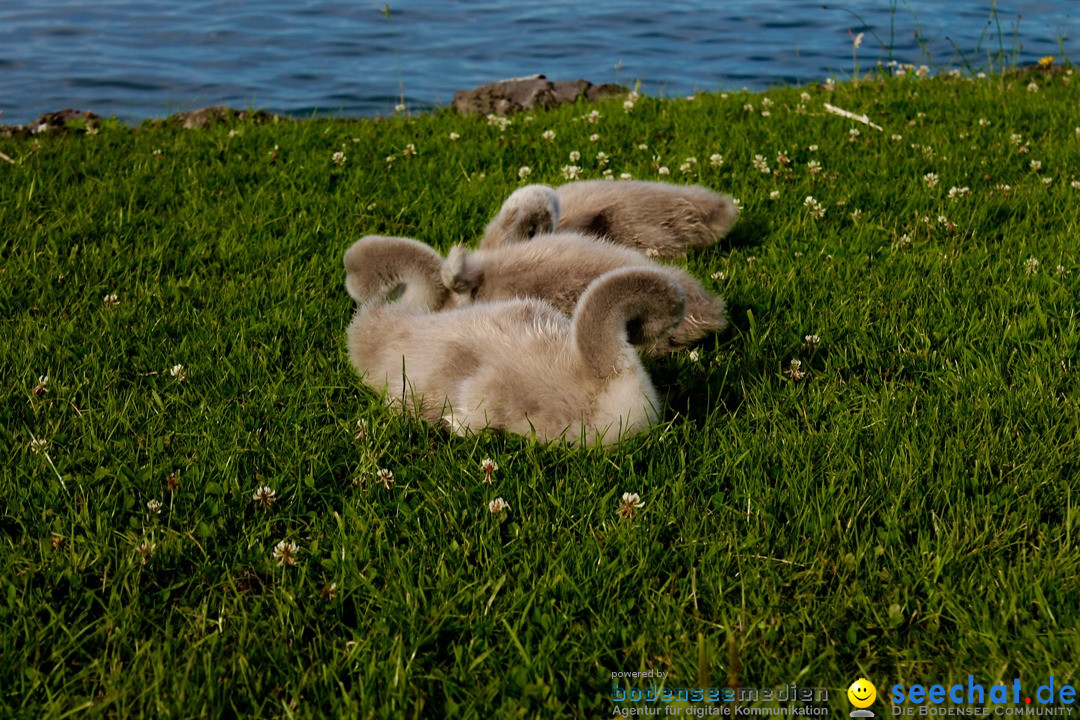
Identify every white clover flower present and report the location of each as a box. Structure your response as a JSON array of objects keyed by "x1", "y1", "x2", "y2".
[
  {"x1": 561, "y1": 165, "x2": 582, "y2": 180},
  {"x1": 617, "y1": 492, "x2": 644, "y2": 519},
  {"x1": 1025, "y1": 257, "x2": 1040, "y2": 275},
  {"x1": 947, "y1": 186, "x2": 970, "y2": 199},
  {"x1": 480, "y1": 458, "x2": 498, "y2": 483},
  {"x1": 850, "y1": 209, "x2": 862, "y2": 221},
  {"x1": 603, "y1": 169, "x2": 613, "y2": 180},
  {"x1": 137, "y1": 540, "x2": 156, "y2": 565},
  {"x1": 585, "y1": 109, "x2": 601, "y2": 124},
  {"x1": 784, "y1": 359, "x2": 805, "y2": 381},
  {"x1": 800, "y1": 92, "x2": 811, "y2": 102},
  {"x1": 924, "y1": 173, "x2": 939, "y2": 188},
  {"x1": 33, "y1": 375, "x2": 49, "y2": 397},
  {"x1": 30, "y1": 437, "x2": 49, "y2": 454},
  {"x1": 731, "y1": 198, "x2": 742, "y2": 211},
  {"x1": 978, "y1": 118, "x2": 989, "y2": 127},
  {"x1": 589, "y1": 133, "x2": 600, "y2": 143},
  {"x1": 385, "y1": 155, "x2": 396, "y2": 164},
  {"x1": 711, "y1": 271, "x2": 726, "y2": 281},
  {"x1": 769, "y1": 190, "x2": 781, "y2": 200},
  {"x1": 394, "y1": 103, "x2": 406, "y2": 113},
  {"x1": 709, "y1": 153, "x2": 723, "y2": 167},
  {"x1": 804, "y1": 196, "x2": 825, "y2": 219},
  {"x1": 1056, "y1": 264, "x2": 1067, "y2": 276},
  {"x1": 638, "y1": 143, "x2": 649, "y2": 150},
  {"x1": 568, "y1": 150, "x2": 581, "y2": 162},
  {"x1": 596, "y1": 152, "x2": 608, "y2": 166},
  {"x1": 402, "y1": 143, "x2": 416, "y2": 157},
  {"x1": 1030, "y1": 160, "x2": 1042, "y2": 171},
  {"x1": 1071, "y1": 181, "x2": 1080, "y2": 190},
  {"x1": 376, "y1": 468, "x2": 394, "y2": 489},
  {"x1": 897, "y1": 233, "x2": 912, "y2": 247},
  {"x1": 658, "y1": 166, "x2": 670, "y2": 176},
  {"x1": 848, "y1": 128, "x2": 861, "y2": 141},
  {"x1": 679, "y1": 163, "x2": 694, "y2": 175},
  {"x1": 803, "y1": 334, "x2": 821, "y2": 350},
  {"x1": 252, "y1": 485, "x2": 276, "y2": 508},
  {"x1": 753, "y1": 154, "x2": 770, "y2": 174},
  {"x1": 743, "y1": 103, "x2": 754, "y2": 113},
  {"x1": 619, "y1": 172, "x2": 633, "y2": 180},
  {"x1": 273, "y1": 540, "x2": 299, "y2": 567},
  {"x1": 518, "y1": 166, "x2": 531, "y2": 179},
  {"x1": 486, "y1": 114, "x2": 511, "y2": 131},
  {"x1": 488, "y1": 497, "x2": 510, "y2": 515},
  {"x1": 807, "y1": 160, "x2": 822, "y2": 175},
  {"x1": 169, "y1": 364, "x2": 186, "y2": 380},
  {"x1": 760, "y1": 110, "x2": 771, "y2": 117},
  {"x1": 103, "y1": 293, "x2": 119, "y2": 307},
  {"x1": 147, "y1": 499, "x2": 162, "y2": 515},
  {"x1": 623, "y1": 99, "x2": 635, "y2": 112},
  {"x1": 1027, "y1": 81, "x2": 1039, "y2": 93},
  {"x1": 449, "y1": 132, "x2": 460, "y2": 141},
  {"x1": 916, "y1": 65, "x2": 930, "y2": 78},
  {"x1": 688, "y1": 350, "x2": 701, "y2": 363}
]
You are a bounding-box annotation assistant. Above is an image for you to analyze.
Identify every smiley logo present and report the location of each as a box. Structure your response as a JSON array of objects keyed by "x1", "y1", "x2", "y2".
[{"x1": 847, "y1": 678, "x2": 877, "y2": 708}]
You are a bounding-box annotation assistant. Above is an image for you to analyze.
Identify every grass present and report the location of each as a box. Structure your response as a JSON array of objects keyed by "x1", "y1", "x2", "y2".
[{"x1": 2, "y1": 65, "x2": 1079, "y2": 718}]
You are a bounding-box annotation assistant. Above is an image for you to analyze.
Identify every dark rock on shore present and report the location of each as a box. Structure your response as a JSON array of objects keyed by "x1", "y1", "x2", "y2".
[
  {"x1": 1, "y1": 109, "x2": 101, "y2": 137},
  {"x1": 160, "y1": 105, "x2": 283, "y2": 129},
  {"x1": 452, "y1": 74, "x2": 627, "y2": 116}
]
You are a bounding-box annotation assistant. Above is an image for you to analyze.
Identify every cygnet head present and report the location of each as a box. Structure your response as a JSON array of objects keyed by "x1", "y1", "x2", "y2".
[
  {"x1": 480, "y1": 184, "x2": 560, "y2": 249},
  {"x1": 343, "y1": 235, "x2": 449, "y2": 310}
]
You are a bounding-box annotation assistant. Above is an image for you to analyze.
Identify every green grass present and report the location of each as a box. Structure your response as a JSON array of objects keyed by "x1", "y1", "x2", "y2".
[{"x1": 2, "y1": 66, "x2": 1079, "y2": 718}]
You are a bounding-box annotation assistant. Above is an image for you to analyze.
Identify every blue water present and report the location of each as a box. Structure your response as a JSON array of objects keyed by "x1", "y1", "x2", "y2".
[{"x1": 0, "y1": 1, "x2": 1075, "y2": 126}]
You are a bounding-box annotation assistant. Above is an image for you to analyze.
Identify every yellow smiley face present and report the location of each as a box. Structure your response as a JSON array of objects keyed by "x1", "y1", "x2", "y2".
[{"x1": 848, "y1": 678, "x2": 877, "y2": 708}]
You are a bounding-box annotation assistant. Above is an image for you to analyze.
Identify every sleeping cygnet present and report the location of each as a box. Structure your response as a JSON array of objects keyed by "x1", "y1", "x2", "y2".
[
  {"x1": 481, "y1": 180, "x2": 739, "y2": 258},
  {"x1": 346, "y1": 265, "x2": 687, "y2": 446},
  {"x1": 441, "y1": 232, "x2": 726, "y2": 355}
]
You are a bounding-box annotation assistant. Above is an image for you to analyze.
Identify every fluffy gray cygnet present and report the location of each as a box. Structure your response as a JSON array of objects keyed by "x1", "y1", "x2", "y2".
[
  {"x1": 345, "y1": 261, "x2": 687, "y2": 446},
  {"x1": 481, "y1": 180, "x2": 739, "y2": 258},
  {"x1": 343, "y1": 233, "x2": 726, "y2": 355}
]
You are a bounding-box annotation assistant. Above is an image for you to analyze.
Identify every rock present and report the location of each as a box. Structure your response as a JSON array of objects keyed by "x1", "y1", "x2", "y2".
[
  {"x1": 165, "y1": 105, "x2": 280, "y2": 129},
  {"x1": 0, "y1": 109, "x2": 101, "y2": 137},
  {"x1": 452, "y1": 75, "x2": 628, "y2": 116},
  {"x1": 35, "y1": 109, "x2": 101, "y2": 131}
]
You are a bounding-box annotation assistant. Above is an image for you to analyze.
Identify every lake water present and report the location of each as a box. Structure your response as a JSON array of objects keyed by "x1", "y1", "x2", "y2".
[{"x1": 0, "y1": 1, "x2": 1075, "y2": 126}]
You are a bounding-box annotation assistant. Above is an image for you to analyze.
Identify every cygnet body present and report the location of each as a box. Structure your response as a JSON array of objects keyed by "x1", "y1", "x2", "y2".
[
  {"x1": 481, "y1": 181, "x2": 739, "y2": 258},
  {"x1": 346, "y1": 262, "x2": 686, "y2": 446}
]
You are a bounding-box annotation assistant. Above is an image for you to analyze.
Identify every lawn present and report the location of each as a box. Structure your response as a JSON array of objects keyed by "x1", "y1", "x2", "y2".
[{"x1": 2, "y1": 65, "x2": 1079, "y2": 718}]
